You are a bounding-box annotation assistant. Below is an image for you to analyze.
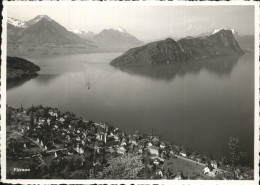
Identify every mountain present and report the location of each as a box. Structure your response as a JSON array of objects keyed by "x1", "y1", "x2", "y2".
[
  {"x1": 7, "y1": 15, "x2": 143, "y2": 55},
  {"x1": 18, "y1": 17, "x2": 94, "y2": 45},
  {"x1": 7, "y1": 15, "x2": 53, "y2": 28},
  {"x1": 24, "y1": 15, "x2": 52, "y2": 27},
  {"x1": 69, "y1": 29, "x2": 95, "y2": 39},
  {"x1": 110, "y1": 29, "x2": 243, "y2": 66},
  {"x1": 7, "y1": 15, "x2": 98, "y2": 56},
  {"x1": 92, "y1": 28, "x2": 144, "y2": 52}
]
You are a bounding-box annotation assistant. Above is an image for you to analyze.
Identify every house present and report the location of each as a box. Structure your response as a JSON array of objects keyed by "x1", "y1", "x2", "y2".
[
  {"x1": 117, "y1": 146, "x2": 126, "y2": 154},
  {"x1": 196, "y1": 157, "x2": 202, "y2": 163},
  {"x1": 203, "y1": 163, "x2": 214, "y2": 175},
  {"x1": 189, "y1": 154, "x2": 196, "y2": 160},
  {"x1": 203, "y1": 166, "x2": 211, "y2": 174},
  {"x1": 74, "y1": 144, "x2": 84, "y2": 154},
  {"x1": 47, "y1": 118, "x2": 51, "y2": 125},
  {"x1": 160, "y1": 142, "x2": 166, "y2": 149},
  {"x1": 121, "y1": 140, "x2": 127, "y2": 146},
  {"x1": 156, "y1": 169, "x2": 164, "y2": 177},
  {"x1": 148, "y1": 146, "x2": 159, "y2": 156},
  {"x1": 211, "y1": 160, "x2": 219, "y2": 169},
  {"x1": 48, "y1": 109, "x2": 54, "y2": 116},
  {"x1": 138, "y1": 148, "x2": 143, "y2": 154},
  {"x1": 174, "y1": 171, "x2": 184, "y2": 180},
  {"x1": 59, "y1": 117, "x2": 65, "y2": 123},
  {"x1": 153, "y1": 159, "x2": 160, "y2": 165},
  {"x1": 53, "y1": 109, "x2": 59, "y2": 117},
  {"x1": 96, "y1": 132, "x2": 108, "y2": 143},
  {"x1": 147, "y1": 142, "x2": 153, "y2": 147},
  {"x1": 129, "y1": 137, "x2": 138, "y2": 145},
  {"x1": 113, "y1": 134, "x2": 119, "y2": 141},
  {"x1": 179, "y1": 151, "x2": 187, "y2": 157}
]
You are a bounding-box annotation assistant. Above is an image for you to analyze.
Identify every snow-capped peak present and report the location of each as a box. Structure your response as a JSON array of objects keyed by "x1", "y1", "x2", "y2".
[
  {"x1": 24, "y1": 15, "x2": 53, "y2": 27},
  {"x1": 211, "y1": 28, "x2": 236, "y2": 35},
  {"x1": 33, "y1": 15, "x2": 52, "y2": 23},
  {"x1": 110, "y1": 27, "x2": 126, "y2": 33},
  {"x1": 7, "y1": 17, "x2": 26, "y2": 28}
]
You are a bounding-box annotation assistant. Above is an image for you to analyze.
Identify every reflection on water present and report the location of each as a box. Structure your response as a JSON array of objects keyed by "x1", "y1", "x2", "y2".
[
  {"x1": 116, "y1": 55, "x2": 240, "y2": 81},
  {"x1": 7, "y1": 75, "x2": 38, "y2": 90},
  {"x1": 7, "y1": 74, "x2": 58, "y2": 90},
  {"x1": 34, "y1": 74, "x2": 59, "y2": 85}
]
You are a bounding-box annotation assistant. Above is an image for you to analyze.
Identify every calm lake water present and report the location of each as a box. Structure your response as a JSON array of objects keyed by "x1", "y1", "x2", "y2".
[{"x1": 7, "y1": 52, "x2": 254, "y2": 167}]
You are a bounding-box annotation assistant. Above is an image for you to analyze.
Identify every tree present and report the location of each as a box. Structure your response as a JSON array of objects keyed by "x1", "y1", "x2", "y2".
[
  {"x1": 102, "y1": 154, "x2": 143, "y2": 179},
  {"x1": 228, "y1": 137, "x2": 247, "y2": 166}
]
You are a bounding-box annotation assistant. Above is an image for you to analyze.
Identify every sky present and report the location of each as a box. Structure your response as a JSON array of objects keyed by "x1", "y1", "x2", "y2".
[{"x1": 7, "y1": 5, "x2": 255, "y2": 41}]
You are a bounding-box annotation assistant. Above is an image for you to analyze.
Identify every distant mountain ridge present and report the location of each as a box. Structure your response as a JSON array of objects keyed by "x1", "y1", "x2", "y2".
[
  {"x1": 7, "y1": 15, "x2": 144, "y2": 55},
  {"x1": 18, "y1": 18, "x2": 93, "y2": 44},
  {"x1": 7, "y1": 17, "x2": 27, "y2": 28},
  {"x1": 69, "y1": 29, "x2": 95, "y2": 39},
  {"x1": 8, "y1": 15, "x2": 94, "y2": 45},
  {"x1": 7, "y1": 15, "x2": 98, "y2": 56},
  {"x1": 110, "y1": 29, "x2": 244, "y2": 66},
  {"x1": 70, "y1": 27, "x2": 144, "y2": 52}
]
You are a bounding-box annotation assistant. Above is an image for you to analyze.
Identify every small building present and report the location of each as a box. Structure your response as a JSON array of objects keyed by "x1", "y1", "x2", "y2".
[
  {"x1": 156, "y1": 169, "x2": 164, "y2": 177},
  {"x1": 174, "y1": 171, "x2": 184, "y2": 180},
  {"x1": 48, "y1": 109, "x2": 54, "y2": 116},
  {"x1": 59, "y1": 117, "x2": 65, "y2": 123},
  {"x1": 148, "y1": 146, "x2": 159, "y2": 156},
  {"x1": 117, "y1": 146, "x2": 126, "y2": 154},
  {"x1": 147, "y1": 142, "x2": 153, "y2": 147},
  {"x1": 196, "y1": 157, "x2": 202, "y2": 163},
  {"x1": 211, "y1": 160, "x2": 219, "y2": 169},
  {"x1": 203, "y1": 163, "x2": 214, "y2": 175},
  {"x1": 189, "y1": 154, "x2": 196, "y2": 160},
  {"x1": 96, "y1": 132, "x2": 108, "y2": 143},
  {"x1": 113, "y1": 134, "x2": 119, "y2": 141},
  {"x1": 53, "y1": 109, "x2": 59, "y2": 117},
  {"x1": 179, "y1": 151, "x2": 187, "y2": 157},
  {"x1": 129, "y1": 137, "x2": 138, "y2": 146},
  {"x1": 153, "y1": 159, "x2": 160, "y2": 165},
  {"x1": 160, "y1": 142, "x2": 166, "y2": 149}
]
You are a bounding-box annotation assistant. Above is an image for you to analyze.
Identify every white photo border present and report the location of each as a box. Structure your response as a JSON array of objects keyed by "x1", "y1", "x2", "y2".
[{"x1": 1, "y1": 1, "x2": 259, "y2": 184}]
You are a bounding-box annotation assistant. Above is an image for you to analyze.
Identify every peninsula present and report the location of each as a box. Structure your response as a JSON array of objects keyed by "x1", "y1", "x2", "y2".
[
  {"x1": 110, "y1": 29, "x2": 244, "y2": 66},
  {"x1": 7, "y1": 56, "x2": 40, "y2": 82}
]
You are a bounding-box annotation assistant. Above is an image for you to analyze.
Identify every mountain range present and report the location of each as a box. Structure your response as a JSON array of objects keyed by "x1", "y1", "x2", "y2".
[
  {"x1": 7, "y1": 15, "x2": 143, "y2": 56},
  {"x1": 7, "y1": 15, "x2": 253, "y2": 58},
  {"x1": 110, "y1": 29, "x2": 244, "y2": 66}
]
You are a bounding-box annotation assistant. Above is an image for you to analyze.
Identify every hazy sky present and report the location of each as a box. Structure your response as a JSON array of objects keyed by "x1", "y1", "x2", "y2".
[{"x1": 7, "y1": 5, "x2": 254, "y2": 40}]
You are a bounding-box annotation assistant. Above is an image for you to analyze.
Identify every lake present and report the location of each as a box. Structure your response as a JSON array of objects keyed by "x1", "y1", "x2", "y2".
[{"x1": 7, "y1": 52, "x2": 254, "y2": 167}]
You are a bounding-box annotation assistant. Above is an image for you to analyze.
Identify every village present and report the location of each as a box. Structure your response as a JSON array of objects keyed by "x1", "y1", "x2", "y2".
[{"x1": 6, "y1": 105, "x2": 254, "y2": 180}]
